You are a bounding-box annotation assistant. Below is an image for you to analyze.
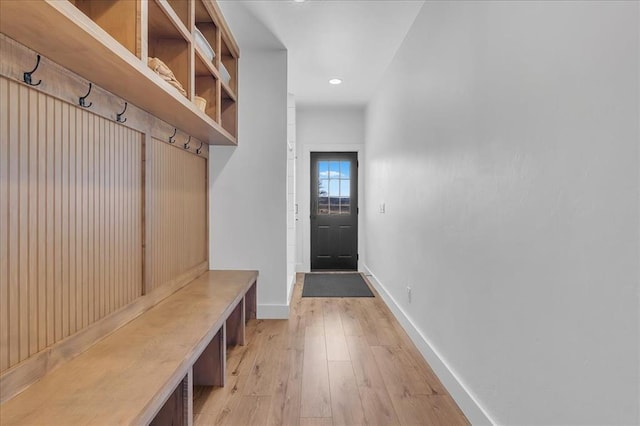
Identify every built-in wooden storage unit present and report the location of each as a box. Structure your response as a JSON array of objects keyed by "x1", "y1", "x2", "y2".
[
  {"x1": 0, "y1": 0, "x2": 238, "y2": 403},
  {"x1": 1, "y1": 2, "x2": 244, "y2": 422},
  {"x1": 0, "y1": 0, "x2": 239, "y2": 145}
]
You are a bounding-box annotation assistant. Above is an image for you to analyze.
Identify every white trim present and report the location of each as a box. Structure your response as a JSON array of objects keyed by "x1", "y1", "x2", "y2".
[
  {"x1": 363, "y1": 263, "x2": 496, "y2": 426},
  {"x1": 257, "y1": 303, "x2": 290, "y2": 319},
  {"x1": 287, "y1": 273, "x2": 296, "y2": 305},
  {"x1": 300, "y1": 144, "x2": 365, "y2": 272}
]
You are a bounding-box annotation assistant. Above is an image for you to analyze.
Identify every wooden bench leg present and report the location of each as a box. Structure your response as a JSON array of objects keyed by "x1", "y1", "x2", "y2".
[
  {"x1": 226, "y1": 299, "x2": 245, "y2": 346},
  {"x1": 150, "y1": 367, "x2": 193, "y2": 426},
  {"x1": 184, "y1": 368, "x2": 193, "y2": 426},
  {"x1": 245, "y1": 281, "x2": 257, "y2": 321},
  {"x1": 193, "y1": 323, "x2": 226, "y2": 387}
]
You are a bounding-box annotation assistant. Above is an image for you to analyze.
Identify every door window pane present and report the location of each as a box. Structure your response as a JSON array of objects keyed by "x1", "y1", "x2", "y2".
[
  {"x1": 340, "y1": 180, "x2": 350, "y2": 214},
  {"x1": 330, "y1": 195, "x2": 340, "y2": 214},
  {"x1": 317, "y1": 158, "x2": 353, "y2": 215},
  {"x1": 329, "y1": 180, "x2": 339, "y2": 197},
  {"x1": 319, "y1": 179, "x2": 329, "y2": 197},
  {"x1": 340, "y1": 161, "x2": 350, "y2": 179},
  {"x1": 318, "y1": 196, "x2": 329, "y2": 214},
  {"x1": 318, "y1": 177, "x2": 329, "y2": 214},
  {"x1": 319, "y1": 161, "x2": 329, "y2": 178},
  {"x1": 329, "y1": 161, "x2": 340, "y2": 178}
]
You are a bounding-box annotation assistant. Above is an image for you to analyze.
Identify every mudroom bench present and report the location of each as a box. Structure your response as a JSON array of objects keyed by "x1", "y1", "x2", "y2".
[{"x1": 0, "y1": 270, "x2": 258, "y2": 425}]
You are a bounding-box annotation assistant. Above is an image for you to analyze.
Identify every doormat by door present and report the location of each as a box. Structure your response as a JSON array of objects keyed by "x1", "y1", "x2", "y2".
[{"x1": 302, "y1": 273, "x2": 374, "y2": 298}]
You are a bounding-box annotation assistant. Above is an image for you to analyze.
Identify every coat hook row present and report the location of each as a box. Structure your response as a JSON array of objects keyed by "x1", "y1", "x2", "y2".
[
  {"x1": 116, "y1": 101, "x2": 128, "y2": 123},
  {"x1": 23, "y1": 54, "x2": 42, "y2": 87},
  {"x1": 167, "y1": 130, "x2": 203, "y2": 153},
  {"x1": 18, "y1": 61, "x2": 210, "y2": 152},
  {"x1": 79, "y1": 82, "x2": 93, "y2": 108}
]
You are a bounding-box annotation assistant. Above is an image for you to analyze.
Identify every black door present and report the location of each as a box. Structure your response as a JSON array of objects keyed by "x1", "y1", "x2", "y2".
[{"x1": 310, "y1": 152, "x2": 358, "y2": 270}]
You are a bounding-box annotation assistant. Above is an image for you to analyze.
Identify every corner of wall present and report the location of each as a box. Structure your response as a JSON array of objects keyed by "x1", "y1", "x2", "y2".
[
  {"x1": 257, "y1": 303, "x2": 290, "y2": 319},
  {"x1": 362, "y1": 263, "x2": 495, "y2": 426}
]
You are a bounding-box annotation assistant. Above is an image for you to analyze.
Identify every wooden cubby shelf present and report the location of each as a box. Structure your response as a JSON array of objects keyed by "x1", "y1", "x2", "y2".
[
  {"x1": 70, "y1": 0, "x2": 141, "y2": 57},
  {"x1": 220, "y1": 34, "x2": 237, "y2": 92},
  {"x1": 149, "y1": 0, "x2": 191, "y2": 99},
  {"x1": 194, "y1": 49, "x2": 220, "y2": 122},
  {"x1": 221, "y1": 84, "x2": 237, "y2": 136},
  {"x1": 166, "y1": 0, "x2": 192, "y2": 32},
  {"x1": 0, "y1": 0, "x2": 239, "y2": 145}
]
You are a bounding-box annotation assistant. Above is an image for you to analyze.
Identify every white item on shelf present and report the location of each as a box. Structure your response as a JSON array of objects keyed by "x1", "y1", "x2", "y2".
[
  {"x1": 194, "y1": 28, "x2": 215, "y2": 62},
  {"x1": 194, "y1": 96, "x2": 207, "y2": 112},
  {"x1": 220, "y1": 63, "x2": 231, "y2": 85}
]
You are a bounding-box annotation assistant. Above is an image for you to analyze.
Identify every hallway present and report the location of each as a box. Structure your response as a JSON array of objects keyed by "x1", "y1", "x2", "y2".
[{"x1": 193, "y1": 274, "x2": 469, "y2": 425}]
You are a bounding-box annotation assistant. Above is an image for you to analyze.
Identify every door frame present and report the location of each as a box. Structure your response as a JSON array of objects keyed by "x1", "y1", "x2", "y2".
[
  {"x1": 310, "y1": 151, "x2": 359, "y2": 271},
  {"x1": 298, "y1": 144, "x2": 365, "y2": 273}
]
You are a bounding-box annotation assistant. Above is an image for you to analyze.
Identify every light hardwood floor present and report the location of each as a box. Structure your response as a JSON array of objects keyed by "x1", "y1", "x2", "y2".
[{"x1": 193, "y1": 273, "x2": 470, "y2": 426}]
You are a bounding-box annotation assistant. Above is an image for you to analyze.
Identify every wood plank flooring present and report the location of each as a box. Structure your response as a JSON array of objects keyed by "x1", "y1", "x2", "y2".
[{"x1": 193, "y1": 273, "x2": 469, "y2": 426}]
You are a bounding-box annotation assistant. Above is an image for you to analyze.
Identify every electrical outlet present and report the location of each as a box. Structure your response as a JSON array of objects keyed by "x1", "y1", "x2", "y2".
[
  {"x1": 379, "y1": 203, "x2": 386, "y2": 213},
  {"x1": 407, "y1": 285, "x2": 412, "y2": 303}
]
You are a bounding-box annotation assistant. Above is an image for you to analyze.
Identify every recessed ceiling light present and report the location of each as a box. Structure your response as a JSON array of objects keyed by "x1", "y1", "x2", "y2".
[
  {"x1": 329, "y1": 78, "x2": 343, "y2": 85},
  {"x1": 293, "y1": 0, "x2": 306, "y2": 2}
]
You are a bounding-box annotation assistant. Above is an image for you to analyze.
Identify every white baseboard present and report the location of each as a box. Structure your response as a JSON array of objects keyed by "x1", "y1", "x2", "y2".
[
  {"x1": 257, "y1": 303, "x2": 289, "y2": 319},
  {"x1": 363, "y1": 263, "x2": 495, "y2": 425},
  {"x1": 287, "y1": 273, "x2": 296, "y2": 304}
]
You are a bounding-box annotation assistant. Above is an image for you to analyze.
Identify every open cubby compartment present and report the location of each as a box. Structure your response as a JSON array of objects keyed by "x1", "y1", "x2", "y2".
[
  {"x1": 221, "y1": 85, "x2": 237, "y2": 137},
  {"x1": 194, "y1": 0, "x2": 220, "y2": 67},
  {"x1": 150, "y1": 372, "x2": 189, "y2": 425},
  {"x1": 194, "y1": 51, "x2": 220, "y2": 122},
  {"x1": 166, "y1": 0, "x2": 192, "y2": 32},
  {"x1": 220, "y1": 35, "x2": 238, "y2": 93},
  {"x1": 148, "y1": 0, "x2": 191, "y2": 99},
  {"x1": 70, "y1": 0, "x2": 141, "y2": 57}
]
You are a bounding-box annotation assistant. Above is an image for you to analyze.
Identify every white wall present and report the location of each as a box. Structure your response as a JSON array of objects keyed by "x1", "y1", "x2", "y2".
[
  {"x1": 364, "y1": 1, "x2": 639, "y2": 425},
  {"x1": 295, "y1": 107, "x2": 366, "y2": 272},
  {"x1": 286, "y1": 94, "x2": 297, "y2": 302},
  {"x1": 209, "y1": 48, "x2": 288, "y2": 319}
]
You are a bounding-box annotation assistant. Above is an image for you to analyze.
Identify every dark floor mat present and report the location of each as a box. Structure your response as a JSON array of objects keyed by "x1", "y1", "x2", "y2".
[{"x1": 302, "y1": 273, "x2": 374, "y2": 297}]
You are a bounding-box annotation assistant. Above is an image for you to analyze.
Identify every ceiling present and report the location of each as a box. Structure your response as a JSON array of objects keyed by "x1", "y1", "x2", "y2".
[{"x1": 219, "y1": 0, "x2": 425, "y2": 106}]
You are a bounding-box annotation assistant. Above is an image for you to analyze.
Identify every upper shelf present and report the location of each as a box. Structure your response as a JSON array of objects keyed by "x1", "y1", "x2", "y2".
[{"x1": 0, "y1": 0, "x2": 238, "y2": 145}]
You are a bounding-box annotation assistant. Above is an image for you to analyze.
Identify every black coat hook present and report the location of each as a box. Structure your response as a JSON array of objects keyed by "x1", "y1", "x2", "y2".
[
  {"x1": 116, "y1": 102, "x2": 128, "y2": 123},
  {"x1": 196, "y1": 141, "x2": 204, "y2": 154},
  {"x1": 169, "y1": 128, "x2": 177, "y2": 144},
  {"x1": 79, "y1": 83, "x2": 93, "y2": 108},
  {"x1": 23, "y1": 54, "x2": 42, "y2": 86},
  {"x1": 184, "y1": 136, "x2": 191, "y2": 150}
]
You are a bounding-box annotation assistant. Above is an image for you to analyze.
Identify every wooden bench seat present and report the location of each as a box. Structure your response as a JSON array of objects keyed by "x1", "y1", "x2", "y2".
[{"x1": 0, "y1": 270, "x2": 258, "y2": 425}]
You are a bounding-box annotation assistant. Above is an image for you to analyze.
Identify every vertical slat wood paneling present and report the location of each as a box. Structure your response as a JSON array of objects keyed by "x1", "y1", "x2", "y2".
[
  {"x1": 0, "y1": 77, "x2": 9, "y2": 371},
  {"x1": 8, "y1": 80, "x2": 19, "y2": 366},
  {"x1": 61, "y1": 100, "x2": 69, "y2": 340},
  {"x1": 0, "y1": 77, "x2": 143, "y2": 373},
  {"x1": 146, "y1": 139, "x2": 207, "y2": 292},
  {"x1": 18, "y1": 84, "x2": 29, "y2": 361},
  {"x1": 53, "y1": 96, "x2": 62, "y2": 343},
  {"x1": 27, "y1": 86, "x2": 38, "y2": 355},
  {"x1": 45, "y1": 94, "x2": 54, "y2": 348},
  {"x1": 37, "y1": 93, "x2": 47, "y2": 352},
  {"x1": 68, "y1": 104, "x2": 77, "y2": 336},
  {"x1": 183, "y1": 153, "x2": 207, "y2": 270}
]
